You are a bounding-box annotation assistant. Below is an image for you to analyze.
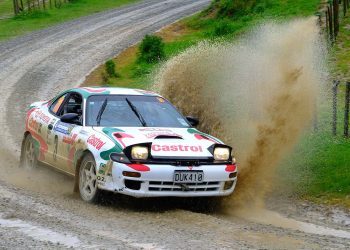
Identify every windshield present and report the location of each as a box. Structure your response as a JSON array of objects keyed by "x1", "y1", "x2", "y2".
[{"x1": 86, "y1": 95, "x2": 190, "y2": 128}]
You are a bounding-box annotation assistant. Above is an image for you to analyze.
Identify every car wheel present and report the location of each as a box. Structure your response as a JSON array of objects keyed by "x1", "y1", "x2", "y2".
[
  {"x1": 20, "y1": 134, "x2": 38, "y2": 169},
  {"x1": 79, "y1": 153, "x2": 100, "y2": 203}
]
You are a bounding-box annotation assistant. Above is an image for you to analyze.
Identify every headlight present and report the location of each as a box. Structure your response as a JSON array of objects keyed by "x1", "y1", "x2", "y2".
[
  {"x1": 213, "y1": 147, "x2": 230, "y2": 161},
  {"x1": 131, "y1": 146, "x2": 149, "y2": 160}
]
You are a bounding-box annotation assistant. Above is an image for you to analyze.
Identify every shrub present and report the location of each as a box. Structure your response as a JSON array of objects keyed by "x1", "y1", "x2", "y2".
[
  {"x1": 138, "y1": 35, "x2": 165, "y2": 63},
  {"x1": 105, "y1": 59, "x2": 118, "y2": 78}
]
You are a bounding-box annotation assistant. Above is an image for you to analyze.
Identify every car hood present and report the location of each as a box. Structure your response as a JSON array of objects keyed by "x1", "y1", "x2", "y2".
[{"x1": 93, "y1": 127, "x2": 223, "y2": 158}]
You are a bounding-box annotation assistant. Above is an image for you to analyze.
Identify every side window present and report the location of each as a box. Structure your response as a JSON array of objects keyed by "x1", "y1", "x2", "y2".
[
  {"x1": 49, "y1": 94, "x2": 68, "y2": 116},
  {"x1": 61, "y1": 93, "x2": 83, "y2": 116}
]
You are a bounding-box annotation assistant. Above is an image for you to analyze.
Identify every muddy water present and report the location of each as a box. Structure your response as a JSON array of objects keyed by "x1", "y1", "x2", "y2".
[{"x1": 154, "y1": 18, "x2": 327, "y2": 209}]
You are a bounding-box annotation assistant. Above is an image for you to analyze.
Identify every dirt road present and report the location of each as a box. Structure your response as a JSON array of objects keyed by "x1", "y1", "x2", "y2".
[{"x1": 0, "y1": 0, "x2": 349, "y2": 249}]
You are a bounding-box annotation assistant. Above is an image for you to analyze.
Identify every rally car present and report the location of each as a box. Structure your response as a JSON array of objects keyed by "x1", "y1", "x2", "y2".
[{"x1": 21, "y1": 87, "x2": 237, "y2": 202}]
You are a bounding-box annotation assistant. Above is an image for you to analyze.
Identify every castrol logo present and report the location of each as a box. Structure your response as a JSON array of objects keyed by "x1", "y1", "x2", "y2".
[{"x1": 151, "y1": 144, "x2": 203, "y2": 152}]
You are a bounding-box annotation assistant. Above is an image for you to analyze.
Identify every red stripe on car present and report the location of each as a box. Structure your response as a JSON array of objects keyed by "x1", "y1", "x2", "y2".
[{"x1": 126, "y1": 164, "x2": 150, "y2": 172}]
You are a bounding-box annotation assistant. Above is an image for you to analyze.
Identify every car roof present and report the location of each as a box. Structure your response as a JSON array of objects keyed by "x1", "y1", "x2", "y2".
[{"x1": 67, "y1": 87, "x2": 161, "y2": 99}]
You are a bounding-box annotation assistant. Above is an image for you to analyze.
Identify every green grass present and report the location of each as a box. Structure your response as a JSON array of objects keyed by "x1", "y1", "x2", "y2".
[
  {"x1": 0, "y1": 0, "x2": 138, "y2": 41},
  {"x1": 280, "y1": 129, "x2": 350, "y2": 207},
  {"x1": 0, "y1": 0, "x2": 13, "y2": 17}
]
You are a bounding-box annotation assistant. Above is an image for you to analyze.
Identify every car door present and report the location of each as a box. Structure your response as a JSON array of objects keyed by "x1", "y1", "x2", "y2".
[{"x1": 47, "y1": 92, "x2": 83, "y2": 174}]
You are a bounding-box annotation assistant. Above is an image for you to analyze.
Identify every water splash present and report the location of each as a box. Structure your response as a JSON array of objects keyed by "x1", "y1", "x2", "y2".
[{"x1": 154, "y1": 18, "x2": 327, "y2": 209}]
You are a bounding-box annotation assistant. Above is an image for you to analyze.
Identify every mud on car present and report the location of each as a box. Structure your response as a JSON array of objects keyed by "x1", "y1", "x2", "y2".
[{"x1": 20, "y1": 87, "x2": 237, "y2": 202}]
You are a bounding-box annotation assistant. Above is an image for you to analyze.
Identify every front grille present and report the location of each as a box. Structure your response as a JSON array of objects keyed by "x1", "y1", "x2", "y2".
[{"x1": 148, "y1": 181, "x2": 220, "y2": 192}]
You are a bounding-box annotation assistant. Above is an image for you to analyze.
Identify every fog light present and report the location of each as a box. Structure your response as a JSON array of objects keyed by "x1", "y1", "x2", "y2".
[
  {"x1": 122, "y1": 171, "x2": 141, "y2": 178},
  {"x1": 229, "y1": 172, "x2": 237, "y2": 178},
  {"x1": 224, "y1": 180, "x2": 234, "y2": 190}
]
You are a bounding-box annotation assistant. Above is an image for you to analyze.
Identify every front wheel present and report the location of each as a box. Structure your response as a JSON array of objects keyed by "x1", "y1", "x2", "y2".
[
  {"x1": 20, "y1": 134, "x2": 38, "y2": 169},
  {"x1": 79, "y1": 153, "x2": 100, "y2": 203}
]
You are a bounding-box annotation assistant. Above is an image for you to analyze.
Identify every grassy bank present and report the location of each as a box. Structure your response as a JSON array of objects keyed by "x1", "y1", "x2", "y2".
[
  {"x1": 0, "y1": 0, "x2": 138, "y2": 41},
  {"x1": 0, "y1": 0, "x2": 13, "y2": 17},
  {"x1": 84, "y1": 0, "x2": 320, "y2": 88}
]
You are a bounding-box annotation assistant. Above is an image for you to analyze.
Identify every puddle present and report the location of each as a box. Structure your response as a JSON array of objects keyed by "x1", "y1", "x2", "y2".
[
  {"x1": 234, "y1": 209, "x2": 350, "y2": 239},
  {"x1": 0, "y1": 214, "x2": 81, "y2": 247}
]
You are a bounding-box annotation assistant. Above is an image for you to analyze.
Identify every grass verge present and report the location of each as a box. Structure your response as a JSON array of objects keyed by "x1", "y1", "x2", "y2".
[
  {"x1": 0, "y1": 0, "x2": 13, "y2": 18},
  {"x1": 0, "y1": 0, "x2": 138, "y2": 41}
]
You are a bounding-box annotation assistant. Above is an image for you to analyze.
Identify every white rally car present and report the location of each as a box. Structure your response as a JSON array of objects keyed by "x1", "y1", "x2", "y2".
[{"x1": 21, "y1": 87, "x2": 237, "y2": 202}]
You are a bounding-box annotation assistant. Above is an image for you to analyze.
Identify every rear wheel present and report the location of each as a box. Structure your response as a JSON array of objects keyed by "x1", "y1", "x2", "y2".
[
  {"x1": 79, "y1": 153, "x2": 100, "y2": 203},
  {"x1": 20, "y1": 134, "x2": 37, "y2": 169}
]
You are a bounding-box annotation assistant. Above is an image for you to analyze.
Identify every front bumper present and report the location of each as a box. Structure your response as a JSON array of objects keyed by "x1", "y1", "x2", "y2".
[{"x1": 98, "y1": 162, "x2": 237, "y2": 198}]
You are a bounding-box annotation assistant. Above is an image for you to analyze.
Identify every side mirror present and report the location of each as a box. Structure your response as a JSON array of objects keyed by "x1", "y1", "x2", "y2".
[
  {"x1": 60, "y1": 113, "x2": 81, "y2": 125},
  {"x1": 186, "y1": 116, "x2": 199, "y2": 127}
]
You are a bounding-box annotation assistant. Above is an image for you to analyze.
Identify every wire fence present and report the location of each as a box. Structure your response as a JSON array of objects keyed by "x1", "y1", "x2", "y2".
[
  {"x1": 12, "y1": 0, "x2": 71, "y2": 15},
  {"x1": 319, "y1": 1, "x2": 350, "y2": 138}
]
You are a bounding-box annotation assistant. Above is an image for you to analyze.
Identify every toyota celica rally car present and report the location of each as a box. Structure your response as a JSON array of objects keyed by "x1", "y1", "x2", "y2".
[{"x1": 21, "y1": 87, "x2": 237, "y2": 202}]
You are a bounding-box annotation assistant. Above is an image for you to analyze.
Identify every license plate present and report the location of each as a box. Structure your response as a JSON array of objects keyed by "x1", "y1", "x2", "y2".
[{"x1": 173, "y1": 171, "x2": 204, "y2": 183}]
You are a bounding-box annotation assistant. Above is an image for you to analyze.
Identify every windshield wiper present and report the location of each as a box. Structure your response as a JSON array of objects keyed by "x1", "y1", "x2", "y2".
[
  {"x1": 96, "y1": 97, "x2": 108, "y2": 126},
  {"x1": 125, "y1": 98, "x2": 147, "y2": 127}
]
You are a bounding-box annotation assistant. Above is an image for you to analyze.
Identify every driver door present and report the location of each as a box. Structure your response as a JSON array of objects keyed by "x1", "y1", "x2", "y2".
[{"x1": 48, "y1": 92, "x2": 83, "y2": 174}]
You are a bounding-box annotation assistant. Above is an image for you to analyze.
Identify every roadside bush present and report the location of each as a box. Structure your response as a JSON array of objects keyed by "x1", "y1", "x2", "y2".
[
  {"x1": 138, "y1": 35, "x2": 165, "y2": 63},
  {"x1": 105, "y1": 59, "x2": 118, "y2": 78}
]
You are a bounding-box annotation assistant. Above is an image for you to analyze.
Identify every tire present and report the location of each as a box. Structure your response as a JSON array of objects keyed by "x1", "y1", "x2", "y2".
[
  {"x1": 78, "y1": 153, "x2": 100, "y2": 203},
  {"x1": 20, "y1": 134, "x2": 38, "y2": 169}
]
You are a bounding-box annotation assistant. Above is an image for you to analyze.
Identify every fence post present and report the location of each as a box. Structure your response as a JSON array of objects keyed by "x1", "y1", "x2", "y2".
[
  {"x1": 344, "y1": 82, "x2": 350, "y2": 137},
  {"x1": 13, "y1": 0, "x2": 18, "y2": 15},
  {"x1": 334, "y1": 0, "x2": 340, "y2": 39},
  {"x1": 344, "y1": 0, "x2": 347, "y2": 16},
  {"x1": 328, "y1": 6, "x2": 334, "y2": 41},
  {"x1": 333, "y1": 80, "x2": 340, "y2": 136}
]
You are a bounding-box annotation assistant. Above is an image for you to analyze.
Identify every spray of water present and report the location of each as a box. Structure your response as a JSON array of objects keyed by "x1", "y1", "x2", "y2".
[{"x1": 154, "y1": 18, "x2": 327, "y2": 209}]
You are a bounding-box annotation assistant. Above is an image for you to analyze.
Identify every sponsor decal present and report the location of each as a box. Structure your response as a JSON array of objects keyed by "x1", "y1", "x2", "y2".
[
  {"x1": 25, "y1": 108, "x2": 48, "y2": 161},
  {"x1": 34, "y1": 110, "x2": 51, "y2": 124},
  {"x1": 139, "y1": 128, "x2": 172, "y2": 132},
  {"x1": 98, "y1": 163, "x2": 107, "y2": 175},
  {"x1": 144, "y1": 131, "x2": 181, "y2": 139},
  {"x1": 54, "y1": 121, "x2": 74, "y2": 135},
  {"x1": 113, "y1": 132, "x2": 134, "y2": 148},
  {"x1": 79, "y1": 130, "x2": 88, "y2": 135},
  {"x1": 151, "y1": 144, "x2": 203, "y2": 152},
  {"x1": 28, "y1": 117, "x2": 40, "y2": 132},
  {"x1": 81, "y1": 87, "x2": 107, "y2": 93},
  {"x1": 87, "y1": 135, "x2": 106, "y2": 150},
  {"x1": 63, "y1": 133, "x2": 77, "y2": 145}
]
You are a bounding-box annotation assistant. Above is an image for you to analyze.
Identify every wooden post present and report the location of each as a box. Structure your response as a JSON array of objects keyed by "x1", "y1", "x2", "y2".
[
  {"x1": 344, "y1": 0, "x2": 347, "y2": 16},
  {"x1": 333, "y1": 0, "x2": 340, "y2": 39},
  {"x1": 328, "y1": 5, "x2": 334, "y2": 41},
  {"x1": 344, "y1": 82, "x2": 350, "y2": 137},
  {"x1": 333, "y1": 80, "x2": 340, "y2": 136},
  {"x1": 13, "y1": 0, "x2": 18, "y2": 15}
]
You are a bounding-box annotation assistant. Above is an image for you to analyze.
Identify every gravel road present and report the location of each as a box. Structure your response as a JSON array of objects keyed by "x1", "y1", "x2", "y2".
[{"x1": 0, "y1": 0, "x2": 349, "y2": 249}]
